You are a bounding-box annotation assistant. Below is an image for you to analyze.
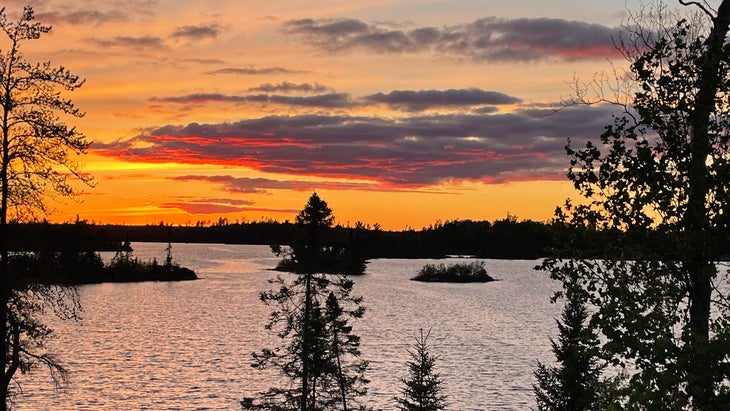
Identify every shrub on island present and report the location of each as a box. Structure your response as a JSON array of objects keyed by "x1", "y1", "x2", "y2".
[{"x1": 412, "y1": 261, "x2": 495, "y2": 283}]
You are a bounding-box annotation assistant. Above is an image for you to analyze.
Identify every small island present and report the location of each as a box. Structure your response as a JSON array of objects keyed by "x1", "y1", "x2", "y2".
[
  {"x1": 16, "y1": 243, "x2": 198, "y2": 285},
  {"x1": 412, "y1": 261, "x2": 495, "y2": 283}
]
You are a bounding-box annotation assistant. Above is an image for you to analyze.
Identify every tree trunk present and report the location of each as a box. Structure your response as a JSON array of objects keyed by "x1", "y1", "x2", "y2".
[
  {"x1": 0, "y1": 40, "x2": 13, "y2": 411},
  {"x1": 683, "y1": 0, "x2": 730, "y2": 406},
  {"x1": 301, "y1": 272, "x2": 312, "y2": 411},
  {"x1": 0, "y1": 306, "x2": 7, "y2": 411},
  {"x1": 332, "y1": 328, "x2": 348, "y2": 411}
]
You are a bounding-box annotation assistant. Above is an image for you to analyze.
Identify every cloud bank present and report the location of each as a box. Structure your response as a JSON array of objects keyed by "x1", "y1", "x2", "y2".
[
  {"x1": 282, "y1": 16, "x2": 622, "y2": 62},
  {"x1": 93, "y1": 104, "x2": 619, "y2": 188}
]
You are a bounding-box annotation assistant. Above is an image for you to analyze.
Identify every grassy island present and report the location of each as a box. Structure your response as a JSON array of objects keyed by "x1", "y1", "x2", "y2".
[{"x1": 412, "y1": 261, "x2": 495, "y2": 283}]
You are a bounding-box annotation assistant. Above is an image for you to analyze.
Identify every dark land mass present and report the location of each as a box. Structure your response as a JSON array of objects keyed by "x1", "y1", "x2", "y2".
[
  {"x1": 7, "y1": 217, "x2": 696, "y2": 265},
  {"x1": 8, "y1": 217, "x2": 557, "y2": 259},
  {"x1": 12, "y1": 249, "x2": 198, "y2": 285},
  {"x1": 5, "y1": 218, "x2": 710, "y2": 283}
]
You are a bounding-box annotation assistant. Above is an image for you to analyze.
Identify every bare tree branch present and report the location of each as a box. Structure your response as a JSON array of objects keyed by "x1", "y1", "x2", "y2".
[{"x1": 678, "y1": 0, "x2": 717, "y2": 17}]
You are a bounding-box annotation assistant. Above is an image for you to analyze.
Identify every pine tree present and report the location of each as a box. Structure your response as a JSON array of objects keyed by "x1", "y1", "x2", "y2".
[
  {"x1": 271, "y1": 192, "x2": 366, "y2": 275},
  {"x1": 395, "y1": 329, "x2": 447, "y2": 411},
  {"x1": 243, "y1": 193, "x2": 368, "y2": 411},
  {"x1": 324, "y1": 285, "x2": 369, "y2": 411},
  {"x1": 533, "y1": 278, "x2": 607, "y2": 411}
]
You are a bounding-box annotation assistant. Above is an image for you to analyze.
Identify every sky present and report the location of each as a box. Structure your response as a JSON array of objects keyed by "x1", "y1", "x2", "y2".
[{"x1": 2, "y1": 0, "x2": 663, "y2": 229}]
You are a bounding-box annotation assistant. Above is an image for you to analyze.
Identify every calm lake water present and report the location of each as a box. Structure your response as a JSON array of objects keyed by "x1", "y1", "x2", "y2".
[{"x1": 14, "y1": 243, "x2": 561, "y2": 410}]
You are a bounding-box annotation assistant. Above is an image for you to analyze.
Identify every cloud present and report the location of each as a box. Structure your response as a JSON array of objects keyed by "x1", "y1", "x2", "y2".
[
  {"x1": 159, "y1": 202, "x2": 245, "y2": 214},
  {"x1": 248, "y1": 82, "x2": 331, "y2": 94},
  {"x1": 170, "y1": 195, "x2": 255, "y2": 206},
  {"x1": 171, "y1": 24, "x2": 221, "y2": 41},
  {"x1": 151, "y1": 88, "x2": 517, "y2": 111},
  {"x1": 93, "y1": 104, "x2": 620, "y2": 187},
  {"x1": 149, "y1": 92, "x2": 354, "y2": 108},
  {"x1": 365, "y1": 88, "x2": 521, "y2": 111},
  {"x1": 37, "y1": 9, "x2": 129, "y2": 25},
  {"x1": 180, "y1": 58, "x2": 226, "y2": 65},
  {"x1": 209, "y1": 66, "x2": 306, "y2": 75},
  {"x1": 158, "y1": 197, "x2": 298, "y2": 215},
  {"x1": 282, "y1": 16, "x2": 622, "y2": 62},
  {"x1": 92, "y1": 35, "x2": 166, "y2": 50},
  {"x1": 171, "y1": 175, "x2": 376, "y2": 193},
  {"x1": 158, "y1": 196, "x2": 255, "y2": 214}
]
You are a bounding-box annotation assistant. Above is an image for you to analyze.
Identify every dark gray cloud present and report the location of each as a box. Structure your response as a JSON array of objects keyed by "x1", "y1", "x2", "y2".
[
  {"x1": 472, "y1": 106, "x2": 499, "y2": 114},
  {"x1": 149, "y1": 92, "x2": 354, "y2": 108},
  {"x1": 282, "y1": 16, "x2": 622, "y2": 61},
  {"x1": 172, "y1": 24, "x2": 221, "y2": 40},
  {"x1": 91, "y1": 23, "x2": 220, "y2": 51},
  {"x1": 151, "y1": 87, "x2": 518, "y2": 111},
  {"x1": 248, "y1": 82, "x2": 331, "y2": 94},
  {"x1": 209, "y1": 66, "x2": 306, "y2": 75},
  {"x1": 93, "y1": 104, "x2": 620, "y2": 187},
  {"x1": 365, "y1": 89, "x2": 521, "y2": 111},
  {"x1": 92, "y1": 35, "x2": 166, "y2": 50}
]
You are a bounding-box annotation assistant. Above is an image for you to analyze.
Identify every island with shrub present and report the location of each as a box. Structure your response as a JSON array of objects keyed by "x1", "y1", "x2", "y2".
[{"x1": 412, "y1": 261, "x2": 495, "y2": 283}]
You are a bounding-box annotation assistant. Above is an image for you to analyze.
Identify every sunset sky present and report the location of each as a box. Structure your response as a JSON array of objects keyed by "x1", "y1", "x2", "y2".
[{"x1": 4, "y1": 0, "x2": 654, "y2": 229}]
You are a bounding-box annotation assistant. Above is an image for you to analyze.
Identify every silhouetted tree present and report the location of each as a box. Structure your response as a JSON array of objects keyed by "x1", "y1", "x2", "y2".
[
  {"x1": 0, "y1": 6, "x2": 89, "y2": 408},
  {"x1": 272, "y1": 192, "x2": 366, "y2": 275},
  {"x1": 542, "y1": 1, "x2": 730, "y2": 408},
  {"x1": 533, "y1": 274, "x2": 620, "y2": 410},
  {"x1": 395, "y1": 329, "x2": 447, "y2": 411},
  {"x1": 243, "y1": 193, "x2": 368, "y2": 411},
  {"x1": 323, "y1": 288, "x2": 368, "y2": 411}
]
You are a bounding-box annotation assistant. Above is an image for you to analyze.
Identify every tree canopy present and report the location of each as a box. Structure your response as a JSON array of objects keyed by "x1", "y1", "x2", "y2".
[{"x1": 540, "y1": 1, "x2": 730, "y2": 408}]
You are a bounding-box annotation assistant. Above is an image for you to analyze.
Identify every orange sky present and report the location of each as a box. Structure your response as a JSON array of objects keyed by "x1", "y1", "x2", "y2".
[{"x1": 3, "y1": 0, "x2": 651, "y2": 229}]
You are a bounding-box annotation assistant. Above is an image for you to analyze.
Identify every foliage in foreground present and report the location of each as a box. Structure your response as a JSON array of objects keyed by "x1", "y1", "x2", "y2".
[
  {"x1": 541, "y1": 2, "x2": 730, "y2": 408},
  {"x1": 0, "y1": 6, "x2": 92, "y2": 408},
  {"x1": 242, "y1": 274, "x2": 369, "y2": 411},
  {"x1": 394, "y1": 329, "x2": 447, "y2": 411},
  {"x1": 412, "y1": 261, "x2": 494, "y2": 283}
]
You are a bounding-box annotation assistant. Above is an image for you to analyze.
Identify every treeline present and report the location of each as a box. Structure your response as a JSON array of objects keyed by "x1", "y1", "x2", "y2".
[
  {"x1": 8, "y1": 217, "x2": 558, "y2": 259},
  {"x1": 11, "y1": 217, "x2": 701, "y2": 261}
]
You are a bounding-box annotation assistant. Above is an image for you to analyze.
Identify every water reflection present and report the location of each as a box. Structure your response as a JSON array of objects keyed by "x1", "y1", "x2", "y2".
[{"x1": 15, "y1": 243, "x2": 560, "y2": 410}]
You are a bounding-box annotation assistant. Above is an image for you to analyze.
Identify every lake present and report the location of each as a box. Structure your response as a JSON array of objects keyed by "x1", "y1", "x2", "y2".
[{"x1": 14, "y1": 243, "x2": 561, "y2": 410}]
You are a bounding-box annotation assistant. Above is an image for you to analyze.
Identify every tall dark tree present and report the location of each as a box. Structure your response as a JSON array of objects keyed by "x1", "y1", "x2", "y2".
[
  {"x1": 542, "y1": 1, "x2": 730, "y2": 408},
  {"x1": 243, "y1": 193, "x2": 368, "y2": 411},
  {"x1": 0, "y1": 6, "x2": 88, "y2": 409},
  {"x1": 394, "y1": 329, "x2": 447, "y2": 411},
  {"x1": 533, "y1": 275, "x2": 618, "y2": 410},
  {"x1": 272, "y1": 192, "x2": 366, "y2": 275}
]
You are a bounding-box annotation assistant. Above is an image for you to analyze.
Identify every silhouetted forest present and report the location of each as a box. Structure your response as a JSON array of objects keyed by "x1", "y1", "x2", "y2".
[
  {"x1": 11, "y1": 215, "x2": 713, "y2": 262},
  {"x1": 6, "y1": 216, "x2": 627, "y2": 260}
]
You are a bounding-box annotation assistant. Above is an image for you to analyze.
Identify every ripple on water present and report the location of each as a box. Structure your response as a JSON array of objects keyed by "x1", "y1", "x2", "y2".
[{"x1": 14, "y1": 244, "x2": 561, "y2": 410}]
